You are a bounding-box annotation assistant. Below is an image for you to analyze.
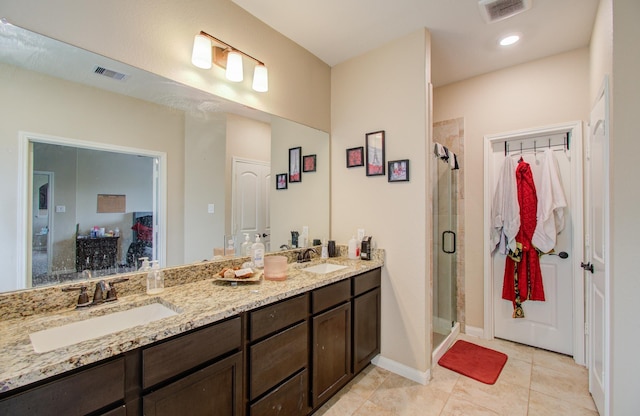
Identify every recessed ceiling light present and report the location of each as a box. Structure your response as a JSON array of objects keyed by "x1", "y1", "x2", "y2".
[{"x1": 499, "y1": 35, "x2": 520, "y2": 46}]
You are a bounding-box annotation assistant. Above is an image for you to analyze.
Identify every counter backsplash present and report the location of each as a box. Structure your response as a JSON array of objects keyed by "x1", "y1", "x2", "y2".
[{"x1": 0, "y1": 245, "x2": 370, "y2": 320}]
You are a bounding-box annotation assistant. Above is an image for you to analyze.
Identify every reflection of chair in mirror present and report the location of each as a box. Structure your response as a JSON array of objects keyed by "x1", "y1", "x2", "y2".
[{"x1": 126, "y1": 212, "x2": 153, "y2": 267}]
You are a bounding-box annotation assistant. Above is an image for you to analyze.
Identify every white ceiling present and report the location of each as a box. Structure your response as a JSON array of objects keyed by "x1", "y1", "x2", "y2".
[{"x1": 232, "y1": 0, "x2": 600, "y2": 87}]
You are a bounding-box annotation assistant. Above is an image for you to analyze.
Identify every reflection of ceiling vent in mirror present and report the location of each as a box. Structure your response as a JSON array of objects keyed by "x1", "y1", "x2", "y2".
[
  {"x1": 478, "y1": 0, "x2": 532, "y2": 23},
  {"x1": 93, "y1": 66, "x2": 129, "y2": 81}
]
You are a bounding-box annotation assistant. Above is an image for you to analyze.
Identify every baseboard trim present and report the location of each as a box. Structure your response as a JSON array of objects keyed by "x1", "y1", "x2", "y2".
[
  {"x1": 464, "y1": 325, "x2": 484, "y2": 338},
  {"x1": 371, "y1": 355, "x2": 430, "y2": 385}
]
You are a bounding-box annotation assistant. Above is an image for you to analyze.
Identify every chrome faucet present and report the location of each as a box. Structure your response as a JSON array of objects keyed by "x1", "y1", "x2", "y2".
[{"x1": 297, "y1": 248, "x2": 318, "y2": 263}]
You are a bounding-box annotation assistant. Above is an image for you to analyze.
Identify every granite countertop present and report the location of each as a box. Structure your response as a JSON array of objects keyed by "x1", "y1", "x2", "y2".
[{"x1": 0, "y1": 255, "x2": 383, "y2": 393}]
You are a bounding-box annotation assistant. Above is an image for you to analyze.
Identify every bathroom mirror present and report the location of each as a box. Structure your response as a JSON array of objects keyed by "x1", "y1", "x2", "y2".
[{"x1": 0, "y1": 22, "x2": 330, "y2": 293}]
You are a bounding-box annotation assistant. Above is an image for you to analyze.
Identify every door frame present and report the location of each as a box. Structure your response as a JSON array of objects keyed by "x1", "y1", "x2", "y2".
[
  {"x1": 482, "y1": 121, "x2": 585, "y2": 365},
  {"x1": 31, "y1": 170, "x2": 54, "y2": 284},
  {"x1": 17, "y1": 131, "x2": 167, "y2": 289}
]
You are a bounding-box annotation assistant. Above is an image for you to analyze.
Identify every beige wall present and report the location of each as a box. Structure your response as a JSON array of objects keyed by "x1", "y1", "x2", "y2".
[
  {"x1": 1, "y1": 0, "x2": 331, "y2": 132},
  {"x1": 433, "y1": 48, "x2": 590, "y2": 329},
  {"x1": 332, "y1": 29, "x2": 431, "y2": 374},
  {"x1": 184, "y1": 112, "x2": 228, "y2": 263}
]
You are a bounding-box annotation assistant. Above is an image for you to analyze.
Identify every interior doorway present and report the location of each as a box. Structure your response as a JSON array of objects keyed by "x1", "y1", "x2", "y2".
[{"x1": 483, "y1": 121, "x2": 585, "y2": 364}]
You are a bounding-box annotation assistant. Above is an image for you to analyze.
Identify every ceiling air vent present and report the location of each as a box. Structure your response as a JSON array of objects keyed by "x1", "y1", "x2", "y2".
[
  {"x1": 478, "y1": 0, "x2": 532, "y2": 24},
  {"x1": 93, "y1": 66, "x2": 129, "y2": 81}
]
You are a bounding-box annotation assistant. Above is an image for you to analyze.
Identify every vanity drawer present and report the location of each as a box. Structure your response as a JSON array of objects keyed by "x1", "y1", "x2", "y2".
[
  {"x1": 142, "y1": 317, "x2": 241, "y2": 389},
  {"x1": 312, "y1": 279, "x2": 350, "y2": 314},
  {"x1": 250, "y1": 321, "x2": 308, "y2": 400},
  {"x1": 249, "y1": 294, "x2": 308, "y2": 341},
  {"x1": 352, "y1": 268, "x2": 381, "y2": 296},
  {"x1": 0, "y1": 357, "x2": 125, "y2": 416}
]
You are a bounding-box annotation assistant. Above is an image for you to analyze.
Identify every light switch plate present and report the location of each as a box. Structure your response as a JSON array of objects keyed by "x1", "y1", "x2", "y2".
[
  {"x1": 207, "y1": 204, "x2": 215, "y2": 214},
  {"x1": 55, "y1": 205, "x2": 66, "y2": 213}
]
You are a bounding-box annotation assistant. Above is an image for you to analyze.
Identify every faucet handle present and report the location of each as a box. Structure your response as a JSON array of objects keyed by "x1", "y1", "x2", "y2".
[
  {"x1": 62, "y1": 285, "x2": 91, "y2": 308},
  {"x1": 105, "y1": 278, "x2": 129, "y2": 302}
]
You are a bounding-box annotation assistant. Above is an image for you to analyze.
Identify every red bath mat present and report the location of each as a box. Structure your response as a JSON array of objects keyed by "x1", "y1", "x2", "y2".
[{"x1": 438, "y1": 340, "x2": 508, "y2": 385}]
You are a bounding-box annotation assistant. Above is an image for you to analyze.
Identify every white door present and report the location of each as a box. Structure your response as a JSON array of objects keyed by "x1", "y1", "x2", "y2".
[
  {"x1": 490, "y1": 133, "x2": 578, "y2": 355},
  {"x1": 586, "y1": 80, "x2": 609, "y2": 415},
  {"x1": 232, "y1": 159, "x2": 271, "y2": 248}
]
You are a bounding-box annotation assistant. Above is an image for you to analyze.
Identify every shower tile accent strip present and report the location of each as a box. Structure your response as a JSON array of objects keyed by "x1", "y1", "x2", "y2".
[{"x1": 0, "y1": 248, "x2": 383, "y2": 393}]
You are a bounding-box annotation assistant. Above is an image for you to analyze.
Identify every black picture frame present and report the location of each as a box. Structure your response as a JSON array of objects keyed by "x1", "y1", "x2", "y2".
[
  {"x1": 303, "y1": 154, "x2": 317, "y2": 172},
  {"x1": 276, "y1": 173, "x2": 288, "y2": 190},
  {"x1": 388, "y1": 159, "x2": 410, "y2": 182},
  {"x1": 365, "y1": 130, "x2": 385, "y2": 176},
  {"x1": 346, "y1": 146, "x2": 364, "y2": 168},
  {"x1": 289, "y1": 146, "x2": 302, "y2": 183}
]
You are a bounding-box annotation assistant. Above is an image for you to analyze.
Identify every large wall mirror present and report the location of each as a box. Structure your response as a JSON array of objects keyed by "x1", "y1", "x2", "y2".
[{"x1": 0, "y1": 21, "x2": 330, "y2": 293}]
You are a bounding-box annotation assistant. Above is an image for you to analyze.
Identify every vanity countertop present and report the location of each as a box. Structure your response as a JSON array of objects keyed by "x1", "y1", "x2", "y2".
[{"x1": 0, "y1": 255, "x2": 383, "y2": 393}]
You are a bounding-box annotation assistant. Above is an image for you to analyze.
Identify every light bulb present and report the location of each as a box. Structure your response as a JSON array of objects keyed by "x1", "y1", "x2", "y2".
[
  {"x1": 225, "y1": 51, "x2": 243, "y2": 82},
  {"x1": 252, "y1": 64, "x2": 268, "y2": 92},
  {"x1": 191, "y1": 34, "x2": 212, "y2": 69}
]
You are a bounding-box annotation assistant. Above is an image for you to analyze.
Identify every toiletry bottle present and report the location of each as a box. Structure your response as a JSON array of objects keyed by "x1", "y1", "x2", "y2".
[
  {"x1": 321, "y1": 240, "x2": 329, "y2": 259},
  {"x1": 251, "y1": 234, "x2": 265, "y2": 268},
  {"x1": 241, "y1": 233, "x2": 251, "y2": 256},
  {"x1": 300, "y1": 226, "x2": 309, "y2": 248},
  {"x1": 226, "y1": 239, "x2": 235, "y2": 257},
  {"x1": 147, "y1": 260, "x2": 164, "y2": 294},
  {"x1": 138, "y1": 257, "x2": 151, "y2": 272},
  {"x1": 348, "y1": 236, "x2": 358, "y2": 259}
]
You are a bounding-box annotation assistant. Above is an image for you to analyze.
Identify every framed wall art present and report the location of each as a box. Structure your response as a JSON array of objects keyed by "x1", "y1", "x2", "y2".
[
  {"x1": 289, "y1": 146, "x2": 301, "y2": 183},
  {"x1": 346, "y1": 146, "x2": 364, "y2": 168},
  {"x1": 303, "y1": 154, "x2": 317, "y2": 172},
  {"x1": 276, "y1": 173, "x2": 288, "y2": 190},
  {"x1": 388, "y1": 159, "x2": 410, "y2": 182},
  {"x1": 365, "y1": 130, "x2": 385, "y2": 176}
]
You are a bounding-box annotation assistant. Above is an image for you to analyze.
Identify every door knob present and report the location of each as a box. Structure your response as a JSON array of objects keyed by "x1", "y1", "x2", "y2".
[
  {"x1": 581, "y1": 262, "x2": 594, "y2": 273},
  {"x1": 550, "y1": 251, "x2": 569, "y2": 259}
]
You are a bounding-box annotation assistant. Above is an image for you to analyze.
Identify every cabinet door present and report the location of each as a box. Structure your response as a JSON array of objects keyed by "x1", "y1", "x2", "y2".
[
  {"x1": 353, "y1": 287, "x2": 381, "y2": 374},
  {"x1": 143, "y1": 352, "x2": 243, "y2": 416},
  {"x1": 0, "y1": 357, "x2": 125, "y2": 416},
  {"x1": 311, "y1": 302, "x2": 351, "y2": 408}
]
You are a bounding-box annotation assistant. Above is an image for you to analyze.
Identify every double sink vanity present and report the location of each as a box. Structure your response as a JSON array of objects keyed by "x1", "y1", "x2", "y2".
[{"x1": 0, "y1": 249, "x2": 383, "y2": 415}]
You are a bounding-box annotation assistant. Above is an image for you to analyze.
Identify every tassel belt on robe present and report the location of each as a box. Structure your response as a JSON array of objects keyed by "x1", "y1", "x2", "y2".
[{"x1": 502, "y1": 161, "x2": 545, "y2": 318}]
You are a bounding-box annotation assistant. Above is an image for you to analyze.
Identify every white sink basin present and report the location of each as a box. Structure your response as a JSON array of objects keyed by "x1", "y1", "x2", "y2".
[
  {"x1": 303, "y1": 263, "x2": 348, "y2": 274},
  {"x1": 29, "y1": 301, "x2": 179, "y2": 353}
]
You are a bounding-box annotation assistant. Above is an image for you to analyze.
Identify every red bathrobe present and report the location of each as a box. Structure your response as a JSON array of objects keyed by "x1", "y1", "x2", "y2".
[{"x1": 502, "y1": 160, "x2": 545, "y2": 315}]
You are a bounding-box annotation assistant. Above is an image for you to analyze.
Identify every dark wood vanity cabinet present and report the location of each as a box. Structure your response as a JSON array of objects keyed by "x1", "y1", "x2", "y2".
[
  {"x1": 352, "y1": 268, "x2": 382, "y2": 374},
  {"x1": 142, "y1": 352, "x2": 243, "y2": 416},
  {"x1": 0, "y1": 357, "x2": 126, "y2": 416},
  {"x1": 247, "y1": 294, "x2": 310, "y2": 415},
  {"x1": 0, "y1": 267, "x2": 381, "y2": 416},
  {"x1": 311, "y1": 279, "x2": 352, "y2": 408}
]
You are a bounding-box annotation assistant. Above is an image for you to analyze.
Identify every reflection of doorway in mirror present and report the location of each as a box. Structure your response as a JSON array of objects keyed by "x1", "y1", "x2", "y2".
[
  {"x1": 232, "y1": 158, "x2": 271, "y2": 254},
  {"x1": 32, "y1": 171, "x2": 53, "y2": 284},
  {"x1": 19, "y1": 132, "x2": 166, "y2": 290}
]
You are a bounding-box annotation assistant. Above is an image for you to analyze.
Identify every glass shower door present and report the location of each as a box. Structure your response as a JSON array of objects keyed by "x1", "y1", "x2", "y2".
[{"x1": 432, "y1": 156, "x2": 457, "y2": 350}]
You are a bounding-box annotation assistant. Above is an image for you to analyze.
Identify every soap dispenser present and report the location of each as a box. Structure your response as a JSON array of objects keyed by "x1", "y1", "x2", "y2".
[
  {"x1": 251, "y1": 234, "x2": 265, "y2": 268},
  {"x1": 138, "y1": 257, "x2": 151, "y2": 272},
  {"x1": 241, "y1": 233, "x2": 251, "y2": 256},
  {"x1": 147, "y1": 260, "x2": 164, "y2": 294}
]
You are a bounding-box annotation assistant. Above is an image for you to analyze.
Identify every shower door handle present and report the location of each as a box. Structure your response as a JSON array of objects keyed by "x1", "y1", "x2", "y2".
[{"x1": 442, "y1": 230, "x2": 456, "y2": 254}]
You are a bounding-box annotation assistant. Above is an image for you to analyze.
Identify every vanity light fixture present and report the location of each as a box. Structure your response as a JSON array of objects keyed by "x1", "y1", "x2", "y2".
[{"x1": 191, "y1": 31, "x2": 268, "y2": 92}]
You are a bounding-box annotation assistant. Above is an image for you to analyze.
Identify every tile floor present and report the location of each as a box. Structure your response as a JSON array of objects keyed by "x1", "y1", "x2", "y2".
[{"x1": 315, "y1": 333, "x2": 598, "y2": 416}]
